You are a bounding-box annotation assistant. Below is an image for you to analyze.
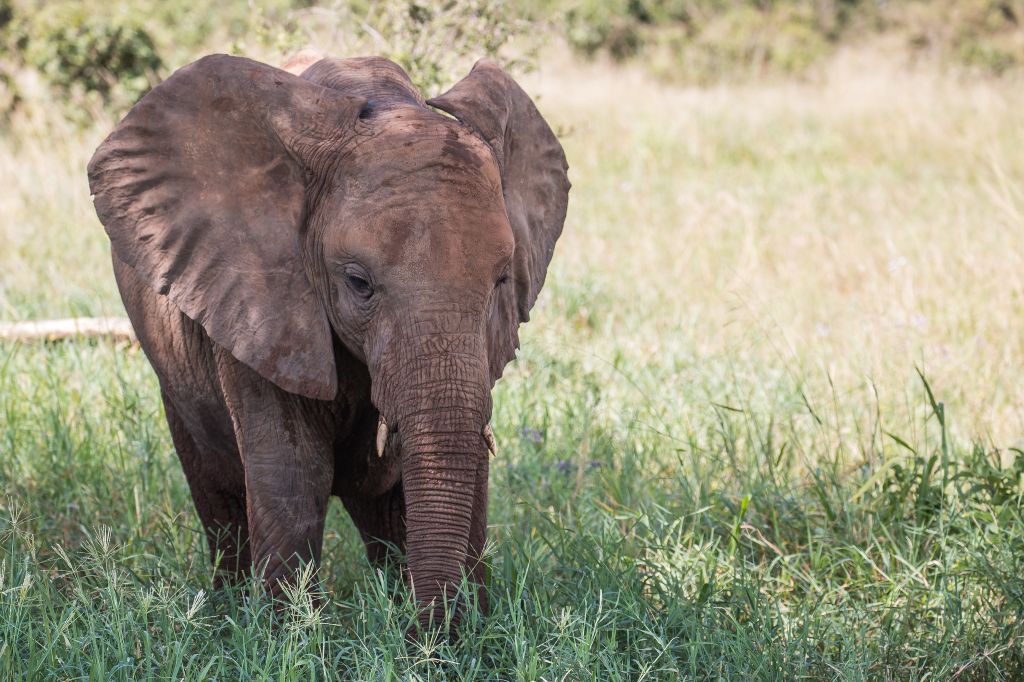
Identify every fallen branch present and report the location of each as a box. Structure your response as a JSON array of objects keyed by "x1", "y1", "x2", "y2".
[{"x1": 0, "y1": 317, "x2": 136, "y2": 343}]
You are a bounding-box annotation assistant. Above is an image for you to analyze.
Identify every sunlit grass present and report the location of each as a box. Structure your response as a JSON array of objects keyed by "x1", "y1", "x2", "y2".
[{"x1": 1, "y1": 48, "x2": 1022, "y2": 679}]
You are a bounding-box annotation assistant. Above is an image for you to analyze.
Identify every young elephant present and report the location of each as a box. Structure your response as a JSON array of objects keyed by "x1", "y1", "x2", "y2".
[{"x1": 87, "y1": 54, "x2": 569, "y2": 629}]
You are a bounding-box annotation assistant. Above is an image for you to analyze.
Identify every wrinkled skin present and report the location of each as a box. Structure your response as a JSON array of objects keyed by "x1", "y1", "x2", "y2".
[{"x1": 87, "y1": 54, "x2": 569, "y2": 630}]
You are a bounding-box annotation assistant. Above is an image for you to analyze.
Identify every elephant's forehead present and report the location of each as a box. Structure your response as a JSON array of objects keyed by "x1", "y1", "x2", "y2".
[
  {"x1": 347, "y1": 108, "x2": 501, "y2": 188},
  {"x1": 337, "y1": 191, "x2": 512, "y2": 273},
  {"x1": 319, "y1": 107, "x2": 512, "y2": 276},
  {"x1": 340, "y1": 122, "x2": 506, "y2": 231}
]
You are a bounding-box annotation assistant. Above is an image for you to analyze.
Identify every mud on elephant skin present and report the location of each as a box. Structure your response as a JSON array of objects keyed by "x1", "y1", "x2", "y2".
[{"x1": 87, "y1": 53, "x2": 569, "y2": 631}]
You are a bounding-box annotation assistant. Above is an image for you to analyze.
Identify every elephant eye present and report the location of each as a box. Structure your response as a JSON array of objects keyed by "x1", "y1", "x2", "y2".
[
  {"x1": 495, "y1": 263, "x2": 511, "y2": 288},
  {"x1": 346, "y1": 274, "x2": 373, "y2": 297}
]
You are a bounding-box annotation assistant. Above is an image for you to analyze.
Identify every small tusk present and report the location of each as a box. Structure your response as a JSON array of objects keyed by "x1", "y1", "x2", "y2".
[
  {"x1": 376, "y1": 416, "x2": 388, "y2": 458},
  {"x1": 483, "y1": 424, "x2": 497, "y2": 458}
]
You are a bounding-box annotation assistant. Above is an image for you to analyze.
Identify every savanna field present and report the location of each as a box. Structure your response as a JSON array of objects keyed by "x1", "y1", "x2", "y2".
[{"x1": 2, "y1": 2, "x2": 1024, "y2": 679}]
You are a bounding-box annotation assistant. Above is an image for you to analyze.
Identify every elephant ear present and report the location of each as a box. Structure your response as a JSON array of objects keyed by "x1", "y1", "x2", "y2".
[
  {"x1": 88, "y1": 54, "x2": 366, "y2": 400},
  {"x1": 428, "y1": 60, "x2": 570, "y2": 382}
]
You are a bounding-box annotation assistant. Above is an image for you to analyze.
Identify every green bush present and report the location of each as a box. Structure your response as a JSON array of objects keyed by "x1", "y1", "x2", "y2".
[
  {"x1": 0, "y1": 0, "x2": 19, "y2": 120},
  {"x1": 22, "y1": 4, "x2": 162, "y2": 117},
  {"x1": 562, "y1": 0, "x2": 1024, "y2": 80},
  {"x1": 0, "y1": 0, "x2": 540, "y2": 128},
  {"x1": 0, "y1": 0, "x2": 12, "y2": 32},
  {"x1": 565, "y1": 0, "x2": 643, "y2": 59},
  {"x1": 0, "y1": 1, "x2": 167, "y2": 124},
  {"x1": 246, "y1": 0, "x2": 539, "y2": 93},
  {"x1": 564, "y1": 0, "x2": 852, "y2": 82},
  {"x1": 897, "y1": 0, "x2": 1024, "y2": 75},
  {"x1": 678, "y1": 3, "x2": 831, "y2": 82},
  {"x1": 354, "y1": 0, "x2": 536, "y2": 92}
]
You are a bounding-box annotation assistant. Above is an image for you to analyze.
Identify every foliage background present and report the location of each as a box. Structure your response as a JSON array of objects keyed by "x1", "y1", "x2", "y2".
[
  {"x1": 4, "y1": 0, "x2": 1024, "y2": 122},
  {"x1": 1, "y1": 1, "x2": 1023, "y2": 679}
]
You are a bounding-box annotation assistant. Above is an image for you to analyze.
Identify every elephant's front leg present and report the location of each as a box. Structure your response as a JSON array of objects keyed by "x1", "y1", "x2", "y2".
[{"x1": 218, "y1": 353, "x2": 335, "y2": 591}]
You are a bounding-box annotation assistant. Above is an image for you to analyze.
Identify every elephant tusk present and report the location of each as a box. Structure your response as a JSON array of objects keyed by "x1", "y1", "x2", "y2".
[
  {"x1": 483, "y1": 424, "x2": 497, "y2": 458},
  {"x1": 376, "y1": 416, "x2": 388, "y2": 458}
]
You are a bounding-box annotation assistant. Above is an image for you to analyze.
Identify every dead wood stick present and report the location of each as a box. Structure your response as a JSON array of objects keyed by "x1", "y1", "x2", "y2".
[{"x1": 0, "y1": 317, "x2": 136, "y2": 343}]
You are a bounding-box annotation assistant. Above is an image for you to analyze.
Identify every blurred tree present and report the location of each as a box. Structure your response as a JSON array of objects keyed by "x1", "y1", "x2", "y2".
[
  {"x1": 0, "y1": 0, "x2": 21, "y2": 120},
  {"x1": 560, "y1": 0, "x2": 1024, "y2": 81},
  {"x1": 23, "y1": 4, "x2": 162, "y2": 115},
  {"x1": 0, "y1": 1, "x2": 165, "y2": 123},
  {"x1": 245, "y1": 0, "x2": 540, "y2": 93}
]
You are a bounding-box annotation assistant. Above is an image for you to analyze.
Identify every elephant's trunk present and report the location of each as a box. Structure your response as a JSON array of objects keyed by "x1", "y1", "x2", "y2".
[
  {"x1": 401, "y1": 404, "x2": 488, "y2": 628},
  {"x1": 374, "y1": 321, "x2": 492, "y2": 630}
]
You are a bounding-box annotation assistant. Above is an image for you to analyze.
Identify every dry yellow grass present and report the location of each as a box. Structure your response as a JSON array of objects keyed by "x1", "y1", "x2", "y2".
[{"x1": 521, "y1": 47, "x2": 1024, "y2": 448}]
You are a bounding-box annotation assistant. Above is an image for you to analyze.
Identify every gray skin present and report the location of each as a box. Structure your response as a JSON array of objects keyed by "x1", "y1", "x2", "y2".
[{"x1": 87, "y1": 54, "x2": 569, "y2": 630}]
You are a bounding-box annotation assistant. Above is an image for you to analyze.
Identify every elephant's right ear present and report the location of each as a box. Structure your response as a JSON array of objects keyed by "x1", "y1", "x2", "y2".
[{"x1": 88, "y1": 54, "x2": 366, "y2": 401}]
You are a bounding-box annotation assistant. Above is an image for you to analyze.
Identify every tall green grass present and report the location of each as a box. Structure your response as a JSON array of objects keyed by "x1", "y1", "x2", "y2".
[
  {"x1": 1, "y1": 46, "x2": 1023, "y2": 679},
  {"x1": 1, "y1": 339, "x2": 1021, "y2": 678}
]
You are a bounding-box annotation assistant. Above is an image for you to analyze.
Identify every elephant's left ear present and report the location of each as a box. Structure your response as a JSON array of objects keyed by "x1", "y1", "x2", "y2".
[{"x1": 428, "y1": 60, "x2": 570, "y2": 381}]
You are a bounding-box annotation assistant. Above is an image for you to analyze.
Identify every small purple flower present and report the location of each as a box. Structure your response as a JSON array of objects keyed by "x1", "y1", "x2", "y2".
[{"x1": 519, "y1": 426, "x2": 544, "y2": 444}]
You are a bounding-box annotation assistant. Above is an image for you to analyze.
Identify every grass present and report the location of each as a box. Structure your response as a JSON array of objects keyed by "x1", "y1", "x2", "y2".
[{"x1": 1, "y1": 44, "x2": 1023, "y2": 679}]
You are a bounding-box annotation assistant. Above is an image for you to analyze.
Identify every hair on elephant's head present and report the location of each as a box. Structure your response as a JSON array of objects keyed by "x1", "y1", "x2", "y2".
[{"x1": 88, "y1": 54, "x2": 569, "y2": 626}]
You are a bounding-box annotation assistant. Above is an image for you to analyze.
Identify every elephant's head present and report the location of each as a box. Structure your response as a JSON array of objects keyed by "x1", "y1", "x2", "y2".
[{"x1": 87, "y1": 55, "x2": 569, "y2": 626}]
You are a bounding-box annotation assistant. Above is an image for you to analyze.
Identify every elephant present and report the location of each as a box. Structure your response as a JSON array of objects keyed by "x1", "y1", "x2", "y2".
[{"x1": 87, "y1": 53, "x2": 570, "y2": 630}]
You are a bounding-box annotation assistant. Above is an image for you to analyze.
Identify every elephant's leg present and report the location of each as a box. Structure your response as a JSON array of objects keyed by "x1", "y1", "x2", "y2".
[
  {"x1": 216, "y1": 353, "x2": 335, "y2": 593},
  {"x1": 341, "y1": 482, "x2": 407, "y2": 566},
  {"x1": 162, "y1": 396, "x2": 250, "y2": 584}
]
